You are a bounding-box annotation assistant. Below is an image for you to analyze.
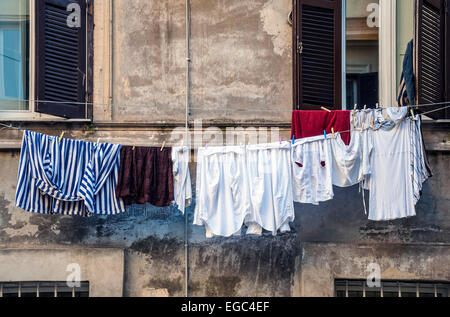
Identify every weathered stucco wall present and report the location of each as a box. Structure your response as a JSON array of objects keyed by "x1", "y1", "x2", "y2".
[
  {"x1": 0, "y1": 0, "x2": 449, "y2": 297},
  {"x1": 0, "y1": 147, "x2": 449, "y2": 297},
  {"x1": 94, "y1": 0, "x2": 292, "y2": 124},
  {"x1": 0, "y1": 248, "x2": 124, "y2": 297}
]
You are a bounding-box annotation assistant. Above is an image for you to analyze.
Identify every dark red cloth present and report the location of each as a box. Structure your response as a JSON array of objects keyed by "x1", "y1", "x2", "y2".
[
  {"x1": 116, "y1": 146, "x2": 174, "y2": 207},
  {"x1": 291, "y1": 110, "x2": 351, "y2": 145}
]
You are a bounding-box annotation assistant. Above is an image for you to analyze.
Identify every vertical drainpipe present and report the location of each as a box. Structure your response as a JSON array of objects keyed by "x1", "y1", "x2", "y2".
[
  {"x1": 110, "y1": 0, "x2": 114, "y2": 120},
  {"x1": 185, "y1": 0, "x2": 191, "y2": 298},
  {"x1": 341, "y1": 0, "x2": 346, "y2": 110}
]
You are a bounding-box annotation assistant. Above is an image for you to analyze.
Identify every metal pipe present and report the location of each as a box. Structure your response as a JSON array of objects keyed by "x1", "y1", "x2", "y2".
[
  {"x1": 185, "y1": 0, "x2": 191, "y2": 298},
  {"x1": 110, "y1": 0, "x2": 114, "y2": 120}
]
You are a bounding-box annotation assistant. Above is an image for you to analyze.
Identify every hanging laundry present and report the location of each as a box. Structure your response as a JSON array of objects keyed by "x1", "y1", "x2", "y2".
[
  {"x1": 409, "y1": 115, "x2": 431, "y2": 204},
  {"x1": 292, "y1": 135, "x2": 334, "y2": 205},
  {"x1": 116, "y1": 146, "x2": 174, "y2": 207},
  {"x1": 291, "y1": 110, "x2": 351, "y2": 145},
  {"x1": 245, "y1": 142, "x2": 294, "y2": 236},
  {"x1": 15, "y1": 130, "x2": 125, "y2": 216},
  {"x1": 364, "y1": 107, "x2": 418, "y2": 221},
  {"x1": 397, "y1": 39, "x2": 415, "y2": 107},
  {"x1": 330, "y1": 126, "x2": 373, "y2": 188},
  {"x1": 172, "y1": 146, "x2": 192, "y2": 213},
  {"x1": 194, "y1": 145, "x2": 252, "y2": 238}
]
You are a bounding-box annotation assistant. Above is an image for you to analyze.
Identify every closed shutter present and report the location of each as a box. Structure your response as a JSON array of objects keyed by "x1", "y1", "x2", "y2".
[
  {"x1": 293, "y1": 0, "x2": 342, "y2": 110},
  {"x1": 35, "y1": 0, "x2": 86, "y2": 119},
  {"x1": 415, "y1": 0, "x2": 450, "y2": 119}
]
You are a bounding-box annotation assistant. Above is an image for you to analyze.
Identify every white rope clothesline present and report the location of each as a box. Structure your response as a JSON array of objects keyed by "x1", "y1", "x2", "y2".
[{"x1": 1, "y1": 98, "x2": 450, "y2": 112}]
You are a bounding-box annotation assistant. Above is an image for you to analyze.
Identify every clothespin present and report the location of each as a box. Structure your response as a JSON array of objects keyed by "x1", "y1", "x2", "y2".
[
  {"x1": 396, "y1": 101, "x2": 399, "y2": 108},
  {"x1": 360, "y1": 122, "x2": 364, "y2": 133},
  {"x1": 132, "y1": 140, "x2": 136, "y2": 151},
  {"x1": 205, "y1": 143, "x2": 209, "y2": 149},
  {"x1": 279, "y1": 137, "x2": 282, "y2": 145},
  {"x1": 370, "y1": 120, "x2": 375, "y2": 131},
  {"x1": 353, "y1": 104, "x2": 357, "y2": 129},
  {"x1": 321, "y1": 106, "x2": 332, "y2": 113},
  {"x1": 59, "y1": 131, "x2": 65, "y2": 143},
  {"x1": 323, "y1": 130, "x2": 327, "y2": 139},
  {"x1": 97, "y1": 138, "x2": 101, "y2": 144},
  {"x1": 364, "y1": 105, "x2": 367, "y2": 110},
  {"x1": 410, "y1": 107, "x2": 416, "y2": 120},
  {"x1": 331, "y1": 127, "x2": 335, "y2": 139},
  {"x1": 376, "y1": 103, "x2": 379, "y2": 109},
  {"x1": 160, "y1": 140, "x2": 166, "y2": 152},
  {"x1": 292, "y1": 135, "x2": 295, "y2": 145}
]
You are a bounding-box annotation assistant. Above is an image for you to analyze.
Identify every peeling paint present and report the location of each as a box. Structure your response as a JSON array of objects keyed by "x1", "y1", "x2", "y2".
[{"x1": 259, "y1": 0, "x2": 292, "y2": 57}]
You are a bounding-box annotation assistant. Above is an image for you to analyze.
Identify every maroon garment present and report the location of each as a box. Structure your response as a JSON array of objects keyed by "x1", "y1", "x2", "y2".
[
  {"x1": 116, "y1": 146, "x2": 174, "y2": 207},
  {"x1": 291, "y1": 110, "x2": 351, "y2": 145}
]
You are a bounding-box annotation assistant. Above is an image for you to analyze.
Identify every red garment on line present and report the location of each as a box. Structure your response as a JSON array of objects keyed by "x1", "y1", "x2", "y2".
[{"x1": 291, "y1": 110, "x2": 351, "y2": 145}]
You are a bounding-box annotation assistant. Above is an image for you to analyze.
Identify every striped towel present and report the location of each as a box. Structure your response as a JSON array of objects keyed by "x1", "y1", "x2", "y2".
[{"x1": 15, "y1": 130, "x2": 125, "y2": 216}]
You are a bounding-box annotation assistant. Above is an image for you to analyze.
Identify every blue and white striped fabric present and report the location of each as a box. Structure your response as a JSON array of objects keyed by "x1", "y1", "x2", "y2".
[{"x1": 15, "y1": 130, "x2": 125, "y2": 216}]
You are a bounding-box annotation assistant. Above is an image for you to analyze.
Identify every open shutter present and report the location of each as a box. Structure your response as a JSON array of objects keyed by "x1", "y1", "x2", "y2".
[
  {"x1": 415, "y1": 0, "x2": 450, "y2": 119},
  {"x1": 293, "y1": 0, "x2": 342, "y2": 110},
  {"x1": 35, "y1": 0, "x2": 86, "y2": 119}
]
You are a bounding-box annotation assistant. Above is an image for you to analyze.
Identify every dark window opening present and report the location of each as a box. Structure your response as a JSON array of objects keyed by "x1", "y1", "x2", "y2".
[
  {"x1": 335, "y1": 279, "x2": 450, "y2": 297},
  {"x1": 0, "y1": 281, "x2": 89, "y2": 297}
]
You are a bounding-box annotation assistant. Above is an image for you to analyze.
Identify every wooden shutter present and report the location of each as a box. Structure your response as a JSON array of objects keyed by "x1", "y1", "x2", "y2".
[
  {"x1": 293, "y1": 0, "x2": 342, "y2": 110},
  {"x1": 35, "y1": 0, "x2": 86, "y2": 119},
  {"x1": 415, "y1": 0, "x2": 450, "y2": 119}
]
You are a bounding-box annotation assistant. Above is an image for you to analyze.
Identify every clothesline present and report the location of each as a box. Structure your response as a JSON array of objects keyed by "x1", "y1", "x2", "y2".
[
  {"x1": 1, "y1": 98, "x2": 450, "y2": 112},
  {"x1": 1, "y1": 104, "x2": 449, "y2": 139},
  {"x1": 10, "y1": 108, "x2": 432, "y2": 236},
  {"x1": 320, "y1": 104, "x2": 450, "y2": 139}
]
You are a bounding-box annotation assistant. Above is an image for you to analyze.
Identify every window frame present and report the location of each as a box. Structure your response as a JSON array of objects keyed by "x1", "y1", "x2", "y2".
[
  {"x1": 0, "y1": 281, "x2": 90, "y2": 297},
  {"x1": 335, "y1": 278, "x2": 450, "y2": 297},
  {"x1": 0, "y1": 0, "x2": 92, "y2": 122},
  {"x1": 292, "y1": 0, "x2": 343, "y2": 111}
]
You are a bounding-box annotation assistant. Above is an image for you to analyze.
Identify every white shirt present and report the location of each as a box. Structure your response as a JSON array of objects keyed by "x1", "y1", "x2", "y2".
[
  {"x1": 365, "y1": 113, "x2": 416, "y2": 221},
  {"x1": 245, "y1": 142, "x2": 295, "y2": 235},
  {"x1": 194, "y1": 146, "x2": 252, "y2": 237},
  {"x1": 330, "y1": 129, "x2": 373, "y2": 187},
  {"x1": 172, "y1": 146, "x2": 192, "y2": 214},
  {"x1": 292, "y1": 135, "x2": 334, "y2": 205}
]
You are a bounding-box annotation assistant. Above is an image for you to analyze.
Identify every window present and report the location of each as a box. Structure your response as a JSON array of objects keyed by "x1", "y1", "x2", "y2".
[
  {"x1": 345, "y1": 0, "x2": 379, "y2": 108},
  {"x1": 0, "y1": 0, "x2": 29, "y2": 111},
  {"x1": 415, "y1": 0, "x2": 450, "y2": 119},
  {"x1": 292, "y1": 0, "x2": 342, "y2": 110},
  {"x1": 335, "y1": 279, "x2": 450, "y2": 297},
  {"x1": 292, "y1": 0, "x2": 379, "y2": 110},
  {"x1": 0, "y1": 281, "x2": 89, "y2": 297},
  {"x1": 0, "y1": 0, "x2": 91, "y2": 119},
  {"x1": 35, "y1": 0, "x2": 88, "y2": 119}
]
